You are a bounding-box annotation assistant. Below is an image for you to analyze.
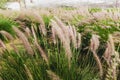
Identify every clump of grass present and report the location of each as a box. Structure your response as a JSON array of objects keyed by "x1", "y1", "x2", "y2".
[
  {"x1": 0, "y1": 16, "x2": 100, "y2": 80},
  {"x1": 0, "y1": 8, "x2": 120, "y2": 80}
]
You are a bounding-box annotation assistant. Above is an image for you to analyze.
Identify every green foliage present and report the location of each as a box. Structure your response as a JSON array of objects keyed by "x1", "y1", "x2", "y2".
[
  {"x1": 49, "y1": 52, "x2": 99, "y2": 80},
  {"x1": 0, "y1": 50, "x2": 49, "y2": 80},
  {"x1": 71, "y1": 15, "x2": 84, "y2": 25},
  {"x1": 42, "y1": 15, "x2": 53, "y2": 27},
  {"x1": 0, "y1": 16, "x2": 17, "y2": 40},
  {"x1": 106, "y1": 8, "x2": 120, "y2": 12},
  {"x1": 92, "y1": 25, "x2": 119, "y2": 41},
  {"x1": 62, "y1": 6, "x2": 76, "y2": 11},
  {"x1": 89, "y1": 8, "x2": 102, "y2": 13},
  {"x1": 77, "y1": 17, "x2": 120, "y2": 42}
]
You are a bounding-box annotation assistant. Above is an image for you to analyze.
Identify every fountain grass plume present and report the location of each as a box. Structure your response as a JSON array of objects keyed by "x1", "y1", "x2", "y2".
[
  {"x1": 0, "y1": 30, "x2": 14, "y2": 41},
  {"x1": 13, "y1": 27, "x2": 34, "y2": 56},
  {"x1": 90, "y1": 34, "x2": 103, "y2": 78},
  {"x1": 51, "y1": 19, "x2": 72, "y2": 66},
  {"x1": 104, "y1": 35, "x2": 120, "y2": 80},
  {"x1": 47, "y1": 70, "x2": 62, "y2": 80}
]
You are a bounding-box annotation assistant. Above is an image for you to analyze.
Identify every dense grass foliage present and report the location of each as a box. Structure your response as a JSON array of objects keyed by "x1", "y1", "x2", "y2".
[
  {"x1": 0, "y1": 16, "x2": 17, "y2": 40},
  {"x1": 0, "y1": 8, "x2": 120, "y2": 80}
]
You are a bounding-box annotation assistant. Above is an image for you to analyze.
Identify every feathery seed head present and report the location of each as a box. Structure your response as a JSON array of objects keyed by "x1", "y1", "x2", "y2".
[{"x1": 13, "y1": 27, "x2": 34, "y2": 55}]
